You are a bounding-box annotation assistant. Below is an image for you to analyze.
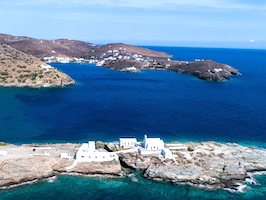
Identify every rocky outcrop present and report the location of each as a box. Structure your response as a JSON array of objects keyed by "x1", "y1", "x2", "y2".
[
  {"x1": 0, "y1": 143, "x2": 121, "y2": 188},
  {"x1": 169, "y1": 60, "x2": 241, "y2": 81},
  {"x1": 119, "y1": 142, "x2": 266, "y2": 191},
  {"x1": 0, "y1": 157, "x2": 55, "y2": 188},
  {"x1": 2, "y1": 142, "x2": 265, "y2": 192},
  {"x1": 53, "y1": 160, "x2": 121, "y2": 176},
  {"x1": 0, "y1": 144, "x2": 78, "y2": 188},
  {"x1": 104, "y1": 59, "x2": 240, "y2": 81},
  {"x1": 0, "y1": 44, "x2": 75, "y2": 88}
]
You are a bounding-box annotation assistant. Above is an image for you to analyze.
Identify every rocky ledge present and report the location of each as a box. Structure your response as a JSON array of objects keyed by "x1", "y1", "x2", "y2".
[
  {"x1": 0, "y1": 143, "x2": 121, "y2": 189},
  {"x1": 119, "y1": 142, "x2": 266, "y2": 192},
  {"x1": 1, "y1": 141, "x2": 265, "y2": 192}
]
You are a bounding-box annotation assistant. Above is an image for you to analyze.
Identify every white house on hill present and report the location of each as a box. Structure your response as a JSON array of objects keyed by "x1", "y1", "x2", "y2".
[
  {"x1": 76, "y1": 141, "x2": 118, "y2": 162},
  {"x1": 119, "y1": 137, "x2": 137, "y2": 148},
  {"x1": 143, "y1": 135, "x2": 164, "y2": 150}
]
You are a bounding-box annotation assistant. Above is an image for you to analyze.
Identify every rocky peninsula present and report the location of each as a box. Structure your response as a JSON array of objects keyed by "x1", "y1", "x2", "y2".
[
  {"x1": 0, "y1": 44, "x2": 75, "y2": 88},
  {"x1": 0, "y1": 33, "x2": 241, "y2": 81},
  {"x1": 1, "y1": 141, "x2": 266, "y2": 193}
]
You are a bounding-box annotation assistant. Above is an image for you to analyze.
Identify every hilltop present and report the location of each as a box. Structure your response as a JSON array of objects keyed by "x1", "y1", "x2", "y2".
[
  {"x1": 0, "y1": 34, "x2": 169, "y2": 60},
  {"x1": 0, "y1": 44, "x2": 75, "y2": 87},
  {"x1": 0, "y1": 33, "x2": 96, "y2": 58}
]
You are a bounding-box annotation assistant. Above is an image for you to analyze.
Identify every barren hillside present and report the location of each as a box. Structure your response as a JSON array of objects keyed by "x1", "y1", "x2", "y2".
[{"x1": 0, "y1": 44, "x2": 75, "y2": 87}]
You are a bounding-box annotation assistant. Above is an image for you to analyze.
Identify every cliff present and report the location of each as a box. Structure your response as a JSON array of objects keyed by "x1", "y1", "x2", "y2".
[
  {"x1": 0, "y1": 143, "x2": 121, "y2": 189},
  {"x1": 0, "y1": 44, "x2": 75, "y2": 87}
]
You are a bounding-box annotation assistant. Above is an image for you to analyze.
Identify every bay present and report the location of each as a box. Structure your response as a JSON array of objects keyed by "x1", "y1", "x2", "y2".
[{"x1": 1, "y1": 46, "x2": 266, "y2": 199}]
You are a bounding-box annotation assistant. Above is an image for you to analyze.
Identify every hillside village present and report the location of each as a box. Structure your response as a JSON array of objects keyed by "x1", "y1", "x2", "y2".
[{"x1": 0, "y1": 33, "x2": 240, "y2": 81}]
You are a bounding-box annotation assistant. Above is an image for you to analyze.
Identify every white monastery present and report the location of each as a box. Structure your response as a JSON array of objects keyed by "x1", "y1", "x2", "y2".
[
  {"x1": 119, "y1": 137, "x2": 137, "y2": 148},
  {"x1": 143, "y1": 135, "x2": 164, "y2": 150},
  {"x1": 76, "y1": 141, "x2": 118, "y2": 162},
  {"x1": 76, "y1": 135, "x2": 174, "y2": 163},
  {"x1": 161, "y1": 148, "x2": 173, "y2": 159}
]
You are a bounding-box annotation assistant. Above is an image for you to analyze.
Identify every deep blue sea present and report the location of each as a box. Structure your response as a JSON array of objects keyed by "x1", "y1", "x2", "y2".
[{"x1": 1, "y1": 46, "x2": 266, "y2": 199}]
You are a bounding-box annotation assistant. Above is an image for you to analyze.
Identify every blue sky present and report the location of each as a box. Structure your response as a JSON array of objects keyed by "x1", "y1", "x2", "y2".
[{"x1": 0, "y1": 0, "x2": 266, "y2": 48}]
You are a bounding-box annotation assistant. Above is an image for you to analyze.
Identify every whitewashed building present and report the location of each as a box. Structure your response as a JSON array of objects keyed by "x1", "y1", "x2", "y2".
[
  {"x1": 143, "y1": 135, "x2": 164, "y2": 150},
  {"x1": 60, "y1": 153, "x2": 72, "y2": 159},
  {"x1": 76, "y1": 141, "x2": 118, "y2": 162},
  {"x1": 161, "y1": 148, "x2": 173, "y2": 159},
  {"x1": 119, "y1": 137, "x2": 137, "y2": 148}
]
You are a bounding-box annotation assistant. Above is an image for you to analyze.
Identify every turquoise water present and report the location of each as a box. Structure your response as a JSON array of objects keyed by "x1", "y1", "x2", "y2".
[
  {"x1": 1, "y1": 174, "x2": 266, "y2": 200},
  {"x1": 1, "y1": 47, "x2": 266, "y2": 199}
]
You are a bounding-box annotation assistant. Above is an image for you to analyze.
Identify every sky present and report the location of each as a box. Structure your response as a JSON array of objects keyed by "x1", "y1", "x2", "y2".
[{"x1": 0, "y1": 0, "x2": 266, "y2": 49}]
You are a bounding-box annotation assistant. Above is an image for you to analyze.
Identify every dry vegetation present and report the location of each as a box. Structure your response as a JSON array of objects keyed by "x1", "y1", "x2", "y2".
[{"x1": 0, "y1": 44, "x2": 75, "y2": 87}]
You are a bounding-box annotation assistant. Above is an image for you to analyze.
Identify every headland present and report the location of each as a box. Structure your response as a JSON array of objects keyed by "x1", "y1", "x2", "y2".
[
  {"x1": 1, "y1": 136, "x2": 266, "y2": 193},
  {"x1": 0, "y1": 44, "x2": 75, "y2": 87},
  {"x1": 0, "y1": 33, "x2": 241, "y2": 82}
]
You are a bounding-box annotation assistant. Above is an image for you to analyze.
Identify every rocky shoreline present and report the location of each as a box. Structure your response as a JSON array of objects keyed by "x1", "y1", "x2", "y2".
[
  {"x1": 103, "y1": 58, "x2": 241, "y2": 81},
  {"x1": 119, "y1": 142, "x2": 266, "y2": 192},
  {"x1": 1, "y1": 141, "x2": 266, "y2": 192}
]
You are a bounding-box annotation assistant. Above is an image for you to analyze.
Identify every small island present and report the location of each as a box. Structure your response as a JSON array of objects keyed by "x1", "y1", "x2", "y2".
[{"x1": 1, "y1": 136, "x2": 266, "y2": 193}]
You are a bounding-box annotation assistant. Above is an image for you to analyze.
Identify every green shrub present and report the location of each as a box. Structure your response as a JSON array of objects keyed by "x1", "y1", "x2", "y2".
[
  {"x1": 187, "y1": 146, "x2": 194, "y2": 152},
  {"x1": 17, "y1": 65, "x2": 27, "y2": 68},
  {"x1": 0, "y1": 72, "x2": 8, "y2": 76},
  {"x1": 19, "y1": 74, "x2": 25, "y2": 79},
  {"x1": 96, "y1": 141, "x2": 106, "y2": 149}
]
